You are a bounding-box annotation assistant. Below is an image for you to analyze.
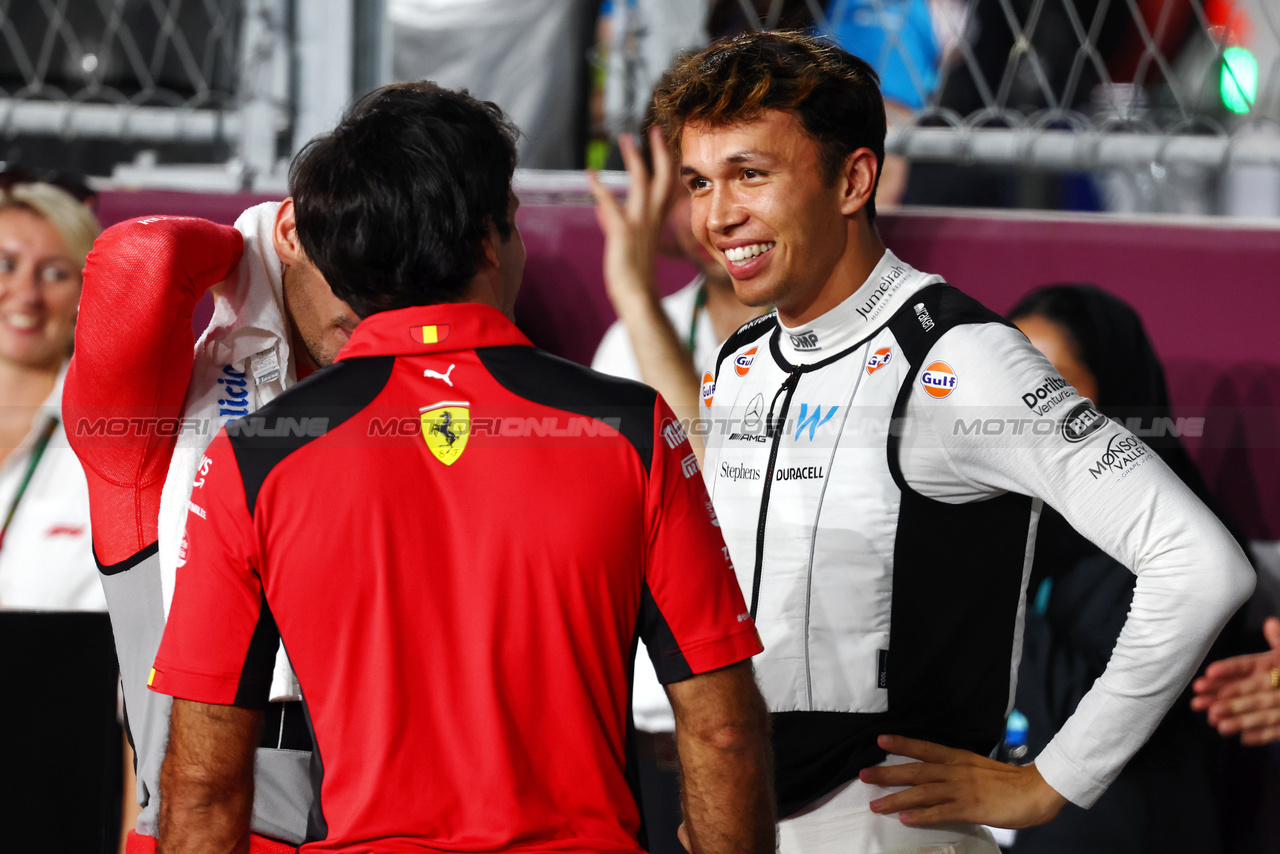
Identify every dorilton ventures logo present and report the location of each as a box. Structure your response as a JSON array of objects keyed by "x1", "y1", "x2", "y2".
[
  {"x1": 720, "y1": 461, "x2": 762, "y2": 481},
  {"x1": 1021, "y1": 375, "x2": 1074, "y2": 415}
]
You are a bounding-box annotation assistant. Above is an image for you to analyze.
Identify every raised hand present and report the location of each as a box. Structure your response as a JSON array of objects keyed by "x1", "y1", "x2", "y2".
[{"x1": 587, "y1": 127, "x2": 675, "y2": 308}]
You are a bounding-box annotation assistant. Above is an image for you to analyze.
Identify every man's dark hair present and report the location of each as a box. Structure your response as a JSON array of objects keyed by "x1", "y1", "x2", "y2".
[
  {"x1": 290, "y1": 81, "x2": 520, "y2": 317},
  {"x1": 654, "y1": 31, "x2": 885, "y2": 220}
]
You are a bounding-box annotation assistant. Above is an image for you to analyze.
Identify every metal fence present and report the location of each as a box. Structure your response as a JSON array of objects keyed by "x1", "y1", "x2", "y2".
[
  {"x1": 740, "y1": 0, "x2": 1280, "y2": 170},
  {"x1": 4, "y1": 1, "x2": 1280, "y2": 188}
]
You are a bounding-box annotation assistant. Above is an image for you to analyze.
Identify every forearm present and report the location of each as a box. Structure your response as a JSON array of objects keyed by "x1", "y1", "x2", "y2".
[
  {"x1": 1036, "y1": 503, "x2": 1254, "y2": 805},
  {"x1": 671, "y1": 664, "x2": 775, "y2": 854},
  {"x1": 158, "y1": 699, "x2": 260, "y2": 854},
  {"x1": 610, "y1": 286, "x2": 705, "y2": 459},
  {"x1": 678, "y1": 726, "x2": 774, "y2": 854}
]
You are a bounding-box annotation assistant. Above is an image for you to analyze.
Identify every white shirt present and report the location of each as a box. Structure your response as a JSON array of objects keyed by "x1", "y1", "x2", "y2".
[
  {"x1": 591, "y1": 277, "x2": 716, "y2": 733},
  {"x1": 0, "y1": 364, "x2": 104, "y2": 611}
]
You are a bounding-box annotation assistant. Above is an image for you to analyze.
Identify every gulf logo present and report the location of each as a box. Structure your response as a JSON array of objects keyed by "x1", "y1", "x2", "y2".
[
  {"x1": 920, "y1": 361, "x2": 958, "y2": 398},
  {"x1": 701, "y1": 372, "x2": 715, "y2": 408},
  {"x1": 735, "y1": 347, "x2": 758, "y2": 377},
  {"x1": 866, "y1": 347, "x2": 892, "y2": 375}
]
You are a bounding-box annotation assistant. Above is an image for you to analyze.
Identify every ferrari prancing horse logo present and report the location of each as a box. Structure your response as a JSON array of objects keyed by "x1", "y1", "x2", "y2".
[{"x1": 419, "y1": 400, "x2": 471, "y2": 465}]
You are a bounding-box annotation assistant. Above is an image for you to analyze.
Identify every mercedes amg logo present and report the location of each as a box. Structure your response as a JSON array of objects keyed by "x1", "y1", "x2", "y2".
[{"x1": 743, "y1": 393, "x2": 764, "y2": 431}]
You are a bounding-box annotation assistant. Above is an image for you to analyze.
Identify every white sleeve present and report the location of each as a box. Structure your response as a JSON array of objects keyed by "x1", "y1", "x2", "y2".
[
  {"x1": 900, "y1": 322, "x2": 1255, "y2": 807},
  {"x1": 590, "y1": 318, "x2": 643, "y2": 381}
]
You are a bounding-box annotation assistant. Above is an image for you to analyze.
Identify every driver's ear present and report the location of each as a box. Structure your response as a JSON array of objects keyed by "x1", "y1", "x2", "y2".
[{"x1": 273, "y1": 198, "x2": 306, "y2": 265}]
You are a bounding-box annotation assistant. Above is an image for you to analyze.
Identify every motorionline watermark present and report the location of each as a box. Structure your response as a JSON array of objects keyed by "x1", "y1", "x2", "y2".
[{"x1": 57, "y1": 407, "x2": 1279, "y2": 451}]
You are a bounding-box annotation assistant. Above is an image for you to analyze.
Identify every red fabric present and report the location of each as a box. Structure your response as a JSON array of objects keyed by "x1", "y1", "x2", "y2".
[
  {"x1": 64, "y1": 216, "x2": 244, "y2": 564},
  {"x1": 152, "y1": 303, "x2": 760, "y2": 853},
  {"x1": 126, "y1": 830, "x2": 297, "y2": 853}
]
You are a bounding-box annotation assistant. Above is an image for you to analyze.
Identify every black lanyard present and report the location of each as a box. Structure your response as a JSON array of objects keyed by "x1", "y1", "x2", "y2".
[
  {"x1": 0, "y1": 416, "x2": 58, "y2": 552},
  {"x1": 686, "y1": 282, "x2": 708, "y2": 355}
]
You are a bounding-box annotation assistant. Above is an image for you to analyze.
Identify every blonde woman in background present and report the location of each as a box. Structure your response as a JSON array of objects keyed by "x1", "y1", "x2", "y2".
[
  {"x1": 0, "y1": 175, "x2": 101, "y2": 610},
  {"x1": 0, "y1": 174, "x2": 136, "y2": 851}
]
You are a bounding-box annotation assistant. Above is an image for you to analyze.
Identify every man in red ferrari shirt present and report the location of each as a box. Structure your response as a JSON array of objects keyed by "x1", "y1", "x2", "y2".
[{"x1": 148, "y1": 82, "x2": 775, "y2": 854}]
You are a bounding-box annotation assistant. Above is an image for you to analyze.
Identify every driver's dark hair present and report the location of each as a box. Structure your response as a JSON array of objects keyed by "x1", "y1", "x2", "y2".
[
  {"x1": 289, "y1": 81, "x2": 519, "y2": 318},
  {"x1": 654, "y1": 30, "x2": 885, "y2": 221}
]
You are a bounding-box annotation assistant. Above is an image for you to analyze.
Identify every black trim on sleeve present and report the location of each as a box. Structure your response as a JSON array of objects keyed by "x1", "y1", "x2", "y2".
[
  {"x1": 233, "y1": 590, "x2": 280, "y2": 709},
  {"x1": 638, "y1": 580, "x2": 694, "y2": 684},
  {"x1": 885, "y1": 283, "x2": 1017, "y2": 494},
  {"x1": 95, "y1": 540, "x2": 159, "y2": 577},
  {"x1": 712, "y1": 313, "x2": 777, "y2": 385},
  {"x1": 477, "y1": 345, "x2": 658, "y2": 471},
  {"x1": 300, "y1": 697, "x2": 329, "y2": 845},
  {"x1": 229, "y1": 355, "x2": 396, "y2": 515}
]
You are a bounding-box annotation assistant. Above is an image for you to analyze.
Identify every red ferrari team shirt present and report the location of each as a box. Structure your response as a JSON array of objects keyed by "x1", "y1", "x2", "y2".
[{"x1": 150, "y1": 303, "x2": 761, "y2": 853}]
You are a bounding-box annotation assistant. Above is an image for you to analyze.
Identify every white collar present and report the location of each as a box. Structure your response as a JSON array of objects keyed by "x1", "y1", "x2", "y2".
[{"x1": 776, "y1": 249, "x2": 941, "y2": 365}]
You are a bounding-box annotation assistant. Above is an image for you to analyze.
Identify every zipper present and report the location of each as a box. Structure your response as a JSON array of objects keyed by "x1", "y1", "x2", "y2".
[{"x1": 749, "y1": 369, "x2": 800, "y2": 618}]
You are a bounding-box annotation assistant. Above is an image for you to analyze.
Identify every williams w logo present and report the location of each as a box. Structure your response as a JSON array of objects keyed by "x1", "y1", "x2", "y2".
[{"x1": 795, "y1": 404, "x2": 838, "y2": 441}]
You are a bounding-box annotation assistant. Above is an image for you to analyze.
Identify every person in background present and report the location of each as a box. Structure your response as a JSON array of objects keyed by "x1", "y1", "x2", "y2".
[
  {"x1": 0, "y1": 174, "x2": 136, "y2": 851},
  {"x1": 822, "y1": 0, "x2": 950, "y2": 205},
  {"x1": 589, "y1": 123, "x2": 766, "y2": 852},
  {"x1": 0, "y1": 175, "x2": 101, "y2": 611},
  {"x1": 1195, "y1": 616, "x2": 1280, "y2": 746},
  {"x1": 1007, "y1": 283, "x2": 1257, "y2": 854}
]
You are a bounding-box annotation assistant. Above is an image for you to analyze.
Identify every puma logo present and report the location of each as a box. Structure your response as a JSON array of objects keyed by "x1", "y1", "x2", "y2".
[{"x1": 423, "y1": 364, "x2": 456, "y2": 387}]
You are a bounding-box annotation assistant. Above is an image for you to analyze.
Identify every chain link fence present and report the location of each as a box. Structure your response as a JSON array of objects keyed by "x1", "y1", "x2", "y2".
[
  {"x1": 724, "y1": 0, "x2": 1280, "y2": 170},
  {"x1": 5, "y1": 1, "x2": 1280, "y2": 187}
]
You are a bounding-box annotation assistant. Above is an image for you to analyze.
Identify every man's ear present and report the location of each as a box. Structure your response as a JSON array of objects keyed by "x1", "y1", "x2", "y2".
[
  {"x1": 838, "y1": 148, "x2": 880, "y2": 217},
  {"x1": 272, "y1": 198, "x2": 306, "y2": 265},
  {"x1": 477, "y1": 221, "x2": 502, "y2": 272}
]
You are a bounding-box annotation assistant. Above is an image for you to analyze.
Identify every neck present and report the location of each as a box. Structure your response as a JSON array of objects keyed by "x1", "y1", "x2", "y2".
[
  {"x1": 778, "y1": 222, "x2": 886, "y2": 327},
  {"x1": 704, "y1": 272, "x2": 766, "y2": 342},
  {"x1": 289, "y1": 325, "x2": 319, "y2": 376},
  {"x1": 0, "y1": 358, "x2": 59, "y2": 407}
]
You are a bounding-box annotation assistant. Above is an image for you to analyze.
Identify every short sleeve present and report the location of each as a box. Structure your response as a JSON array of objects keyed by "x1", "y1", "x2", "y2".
[
  {"x1": 149, "y1": 431, "x2": 278, "y2": 709},
  {"x1": 640, "y1": 397, "x2": 762, "y2": 683}
]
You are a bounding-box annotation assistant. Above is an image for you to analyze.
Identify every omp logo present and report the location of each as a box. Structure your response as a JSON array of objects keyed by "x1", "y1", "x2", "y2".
[
  {"x1": 919, "y1": 361, "x2": 957, "y2": 398},
  {"x1": 735, "y1": 347, "x2": 758, "y2": 377},
  {"x1": 701, "y1": 372, "x2": 715, "y2": 408},
  {"x1": 795, "y1": 403, "x2": 838, "y2": 441},
  {"x1": 680, "y1": 453, "x2": 700, "y2": 479},
  {"x1": 662, "y1": 419, "x2": 688, "y2": 449},
  {"x1": 866, "y1": 347, "x2": 893, "y2": 375},
  {"x1": 790, "y1": 331, "x2": 819, "y2": 351},
  {"x1": 1062, "y1": 401, "x2": 1107, "y2": 444}
]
